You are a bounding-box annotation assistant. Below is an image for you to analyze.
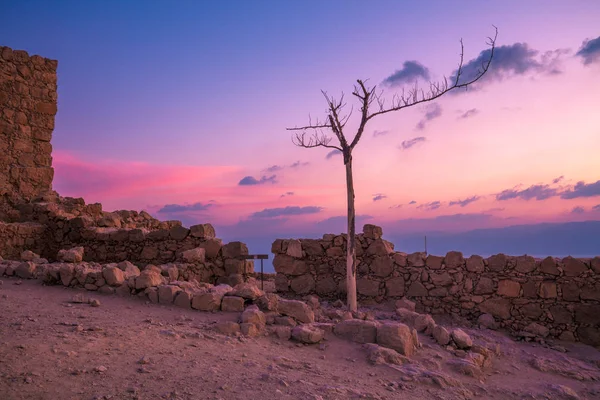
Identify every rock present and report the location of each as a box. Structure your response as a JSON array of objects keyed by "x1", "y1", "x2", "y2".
[
  {"x1": 539, "y1": 256, "x2": 560, "y2": 275},
  {"x1": 357, "y1": 278, "x2": 380, "y2": 297},
  {"x1": 474, "y1": 277, "x2": 494, "y2": 294},
  {"x1": 146, "y1": 287, "x2": 159, "y2": 303},
  {"x1": 117, "y1": 261, "x2": 140, "y2": 278},
  {"x1": 524, "y1": 322, "x2": 549, "y2": 338},
  {"x1": 334, "y1": 319, "x2": 378, "y2": 344},
  {"x1": 497, "y1": 280, "x2": 520, "y2": 297},
  {"x1": 395, "y1": 308, "x2": 420, "y2": 326},
  {"x1": 426, "y1": 255, "x2": 443, "y2": 269},
  {"x1": 304, "y1": 294, "x2": 320, "y2": 310},
  {"x1": 274, "y1": 316, "x2": 297, "y2": 327},
  {"x1": 433, "y1": 326, "x2": 450, "y2": 345},
  {"x1": 189, "y1": 223, "x2": 215, "y2": 239},
  {"x1": 241, "y1": 306, "x2": 266, "y2": 327},
  {"x1": 286, "y1": 239, "x2": 303, "y2": 258},
  {"x1": 269, "y1": 326, "x2": 292, "y2": 340},
  {"x1": 290, "y1": 274, "x2": 316, "y2": 295},
  {"x1": 376, "y1": 322, "x2": 418, "y2": 356},
  {"x1": 291, "y1": 324, "x2": 325, "y2": 344},
  {"x1": 414, "y1": 314, "x2": 435, "y2": 333},
  {"x1": 20, "y1": 250, "x2": 39, "y2": 261},
  {"x1": 407, "y1": 252, "x2": 425, "y2": 267},
  {"x1": 173, "y1": 291, "x2": 192, "y2": 308},
  {"x1": 135, "y1": 270, "x2": 163, "y2": 290},
  {"x1": 59, "y1": 264, "x2": 75, "y2": 286},
  {"x1": 158, "y1": 285, "x2": 180, "y2": 304},
  {"x1": 465, "y1": 255, "x2": 484, "y2": 272},
  {"x1": 363, "y1": 224, "x2": 383, "y2": 240},
  {"x1": 221, "y1": 241, "x2": 248, "y2": 259},
  {"x1": 478, "y1": 298, "x2": 511, "y2": 320},
  {"x1": 477, "y1": 313, "x2": 497, "y2": 329},
  {"x1": 215, "y1": 321, "x2": 241, "y2": 335},
  {"x1": 221, "y1": 296, "x2": 245, "y2": 312},
  {"x1": 451, "y1": 329, "x2": 472, "y2": 349},
  {"x1": 406, "y1": 281, "x2": 428, "y2": 296},
  {"x1": 370, "y1": 256, "x2": 394, "y2": 277},
  {"x1": 15, "y1": 262, "x2": 35, "y2": 279},
  {"x1": 230, "y1": 282, "x2": 263, "y2": 300},
  {"x1": 547, "y1": 384, "x2": 580, "y2": 400},
  {"x1": 241, "y1": 322, "x2": 261, "y2": 337},
  {"x1": 192, "y1": 285, "x2": 232, "y2": 311},
  {"x1": 273, "y1": 255, "x2": 308, "y2": 276},
  {"x1": 70, "y1": 293, "x2": 87, "y2": 303},
  {"x1": 364, "y1": 343, "x2": 408, "y2": 365},
  {"x1": 539, "y1": 281, "x2": 558, "y2": 298},
  {"x1": 278, "y1": 299, "x2": 314, "y2": 323},
  {"x1": 576, "y1": 326, "x2": 600, "y2": 346},
  {"x1": 444, "y1": 251, "x2": 464, "y2": 268},
  {"x1": 181, "y1": 247, "x2": 206, "y2": 263},
  {"x1": 255, "y1": 293, "x2": 279, "y2": 312},
  {"x1": 103, "y1": 266, "x2": 125, "y2": 286},
  {"x1": 562, "y1": 256, "x2": 588, "y2": 277},
  {"x1": 515, "y1": 255, "x2": 536, "y2": 273},
  {"x1": 89, "y1": 298, "x2": 101, "y2": 307},
  {"x1": 395, "y1": 298, "x2": 416, "y2": 312},
  {"x1": 366, "y1": 239, "x2": 394, "y2": 257},
  {"x1": 446, "y1": 359, "x2": 481, "y2": 378},
  {"x1": 487, "y1": 254, "x2": 507, "y2": 271},
  {"x1": 430, "y1": 272, "x2": 453, "y2": 286},
  {"x1": 57, "y1": 247, "x2": 84, "y2": 263},
  {"x1": 385, "y1": 277, "x2": 405, "y2": 297}
]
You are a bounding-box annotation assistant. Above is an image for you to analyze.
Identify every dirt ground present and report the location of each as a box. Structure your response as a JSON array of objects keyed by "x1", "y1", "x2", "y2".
[{"x1": 1, "y1": 277, "x2": 600, "y2": 400}]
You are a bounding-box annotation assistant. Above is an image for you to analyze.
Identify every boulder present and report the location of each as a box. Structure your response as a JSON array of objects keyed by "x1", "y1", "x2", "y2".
[
  {"x1": 241, "y1": 305, "x2": 266, "y2": 327},
  {"x1": 215, "y1": 321, "x2": 241, "y2": 335},
  {"x1": 278, "y1": 299, "x2": 314, "y2": 323},
  {"x1": 451, "y1": 329, "x2": 473, "y2": 349},
  {"x1": 158, "y1": 285, "x2": 180, "y2": 304},
  {"x1": 59, "y1": 264, "x2": 75, "y2": 286},
  {"x1": 103, "y1": 266, "x2": 125, "y2": 286},
  {"x1": 477, "y1": 313, "x2": 497, "y2": 329},
  {"x1": 221, "y1": 241, "x2": 248, "y2": 259},
  {"x1": 364, "y1": 343, "x2": 408, "y2": 366},
  {"x1": 334, "y1": 319, "x2": 378, "y2": 344},
  {"x1": 290, "y1": 274, "x2": 316, "y2": 294},
  {"x1": 221, "y1": 296, "x2": 245, "y2": 312},
  {"x1": 229, "y1": 282, "x2": 263, "y2": 300},
  {"x1": 173, "y1": 291, "x2": 192, "y2": 309},
  {"x1": 135, "y1": 270, "x2": 163, "y2": 290},
  {"x1": 433, "y1": 325, "x2": 450, "y2": 345},
  {"x1": 181, "y1": 247, "x2": 206, "y2": 263},
  {"x1": 57, "y1": 247, "x2": 84, "y2": 263},
  {"x1": 291, "y1": 324, "x2": 325, "y2": 344},
  {"x1": 414, "y1": 314, "x2": 435, "y2": 333},
  {"x1": 20, "y1": 250, "x2": 39, "y2": 262},
  {"x1": 117, "y1": 261, "x2": 140, "y2": 278},
  {"x1": 395, "y1": 298, "x2": 416, "y2": 312},
  {"x1": 255, "y1": 293, "x2": 279, "y2": 311},
  {"x1": 376, "y1": 322, "x2": 418, "y2": 356},
  {"x1": 15, "y1": 262, "x2": 36, "y2": 279},
  {"x1": 286, "y1": 239, "x2": 303, "y2": 258},
  {"x1": 189, "y1": 223, "x2": 215, "y2": 239},
  {"x1": 363, "y1": 224, "x2": 383, "y2": 239}
]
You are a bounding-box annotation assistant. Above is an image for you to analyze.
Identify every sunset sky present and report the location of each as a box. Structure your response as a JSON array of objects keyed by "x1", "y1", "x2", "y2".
[{"x1": 2, "y1": 0, "x2": 600, "y2": 264}]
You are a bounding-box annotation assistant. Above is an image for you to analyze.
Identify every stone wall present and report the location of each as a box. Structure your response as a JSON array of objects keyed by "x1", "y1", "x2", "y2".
[
  {"x1": 0, "y1": 46, "x2": 57, "y2": 220},
  {"x1": 272, "y1": 224, "x2": 600, "y2": 345},
  {"x1": 0, "y1": 221, "x2": 46, "y2": 259}
]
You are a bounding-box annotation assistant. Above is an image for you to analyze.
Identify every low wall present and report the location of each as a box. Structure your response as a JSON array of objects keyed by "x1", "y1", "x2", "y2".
[
  {"x1": 272, "y1": 224, "x2": 600, "y2": 345},
  {"x1": 0, "y1": 221, "x2": 46, "y2": 259}
]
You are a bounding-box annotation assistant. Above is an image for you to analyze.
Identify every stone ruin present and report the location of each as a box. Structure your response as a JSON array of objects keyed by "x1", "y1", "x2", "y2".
[
  {"x1": 1, "y1": 45, "x2": 599, "y2": 382},
  {"x1": 272, "y1": 224, "x2": 600, "y2": 346}
]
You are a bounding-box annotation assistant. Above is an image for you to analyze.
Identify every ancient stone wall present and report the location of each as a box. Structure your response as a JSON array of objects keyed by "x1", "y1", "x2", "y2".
[
  {"x1": 272, "y1": 224, "x2": 600, "y2": 345},
  {"x1": 0, "y1": 46, "x2": 57, "y2": 220},
  {"x1": 0, "y1": 221, "x2": 46, "y2": 259}
]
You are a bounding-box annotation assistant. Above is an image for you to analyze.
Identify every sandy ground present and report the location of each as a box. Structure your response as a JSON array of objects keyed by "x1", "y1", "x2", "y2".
[{"x1": 1, "y1": 277, "x2": 600, "y2": 400}]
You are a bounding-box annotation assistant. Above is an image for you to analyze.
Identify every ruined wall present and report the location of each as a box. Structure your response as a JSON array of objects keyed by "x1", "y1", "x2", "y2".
[
  {"x1": 0, "y1": 46, "x2": 57, "y2": 219},
  {"x1": 0, "y1": 221, "x2": 46, "y2": 259},
  {"x1": 272, "y1": 224, "x2": 600, "y2": 345}
]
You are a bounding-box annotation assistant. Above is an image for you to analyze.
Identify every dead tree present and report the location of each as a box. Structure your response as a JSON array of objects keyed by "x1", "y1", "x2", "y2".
[{"x1": 287, "y1": 28, "x2": 498, "y2": 312}]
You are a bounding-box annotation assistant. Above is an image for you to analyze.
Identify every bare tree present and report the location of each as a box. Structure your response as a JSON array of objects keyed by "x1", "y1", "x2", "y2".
[{"x1": 287, "y1": 28, "x2": 498, "y2": 312}]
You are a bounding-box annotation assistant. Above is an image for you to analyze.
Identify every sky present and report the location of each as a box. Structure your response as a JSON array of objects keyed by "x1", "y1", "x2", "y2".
[{"x1": 2, "y1": 0, "x2": 600, "y2": 269}]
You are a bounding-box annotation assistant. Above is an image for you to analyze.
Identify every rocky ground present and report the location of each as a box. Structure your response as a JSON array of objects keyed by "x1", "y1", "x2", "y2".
[{"x1": 1, "y1": 278, "x2": 600, "y2": 400}]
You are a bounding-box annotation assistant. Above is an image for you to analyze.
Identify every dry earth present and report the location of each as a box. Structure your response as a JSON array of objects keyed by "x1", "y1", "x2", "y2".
[{"x1": 1, "y1": 278, "x2": 600, "y2": 400}]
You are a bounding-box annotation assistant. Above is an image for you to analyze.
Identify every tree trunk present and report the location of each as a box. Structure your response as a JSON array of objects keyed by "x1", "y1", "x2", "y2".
[{"x1": 344, "y1": 153, "x2": 358, "y2": 312}]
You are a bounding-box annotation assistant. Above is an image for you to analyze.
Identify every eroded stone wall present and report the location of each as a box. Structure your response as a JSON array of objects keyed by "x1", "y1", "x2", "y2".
[
  {"x1": 0, "y1": 221, "x2": 46, "y2": 259},
  {"x1": 272, "y1": 224, "x2": 600, "y2": 345},
  {"x1": 0, "y1": 46, "x2": 57, "y2": 219}
]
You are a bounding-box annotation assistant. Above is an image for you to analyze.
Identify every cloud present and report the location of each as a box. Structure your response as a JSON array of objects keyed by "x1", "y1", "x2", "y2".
[
  {"x1": 383, "y1": 61, "x2": 431, "y2": 87},
  {"x1": 389, "y1": 204, "x2": 402, "y2": 209},
  {"x1": 560, "y1": 180, "x2": 600, "y2": 199},
  {"x1": 571, "y1": 206, "x2": 585, "y2": 214},
  {"x1": 409, "y1": 200, "x2": 417, "y2": 205},
  {"x1": 250, "y1": 206, "x2": 323, "y2": 219},
  {"x1": 373, "y1": 130, "x2": 390, "y2": 137},
  {"x1": 496, "y1": 184, "x2": 559, "y2": 201},
  {"x1": 552, "y1": 175, "x2": 564, "y2": 184},
  {"x1": 449, "y1": 196, "x2": 481, "y2": 207},
  {"x1": 576, "y1": 35, "x2": 600, "y2": 65},
  {"x1": 451, "y1": 43, "x2": 567, "y2": 89},
  {"x1": 280, "y1": 191, "x2": 294, "y2": 198},
  {"x1": 593, "y1": 204, "x2": 600, "y2": 211},
  {"x1": 314, "y1": 215, "x2": 374, "y2": 234},
  {"x1": 458, "y1": 108, "x2": 479, "y2": 119},
  {"x1": 290, "y1": 160, "x2": 310, "y2": 168},
  {"x1": 372, "y1": 193, "x2": 387, "y2": 202},
  {"x1": 264, "y1": 165, "x2": 283, "y2": 173},
  {"x1": 416, "y1": 103, "x2": 442, "y2": 130},
  {"x1": 158, "y1": 202, "x2": 214, "y2": 213},
  {"x1": 386, "y1": 213, "x2": 496, "y2": 234},
  {"x1": 238, "y1": 175, "x2": 277, "y2": 185},
  {"x1": 417, "y1": 201, "x2": 442, "y2": 211},
  {"x1": 400, "y1": 136, "x2": 426, "y2": 150},
  {"x1": 326, "y1": 149, "x2": 342, "y2": 159}
]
